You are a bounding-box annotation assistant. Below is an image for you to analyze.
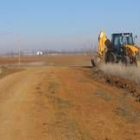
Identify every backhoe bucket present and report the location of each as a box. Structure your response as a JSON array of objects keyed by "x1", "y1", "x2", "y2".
[{"x1": 91, "y1": 55, "x2": 102, "y2": 67}]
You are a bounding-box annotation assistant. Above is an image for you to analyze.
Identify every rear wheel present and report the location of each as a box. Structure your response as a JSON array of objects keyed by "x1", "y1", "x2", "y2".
[{"x1": 106, "y1": 52, "x2": 116, "y2": 63}]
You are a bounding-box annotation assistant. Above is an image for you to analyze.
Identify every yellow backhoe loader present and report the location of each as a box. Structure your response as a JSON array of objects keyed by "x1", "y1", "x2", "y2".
[{"x1": 91, "y1": 31, "x2": 140, "y2": 66}]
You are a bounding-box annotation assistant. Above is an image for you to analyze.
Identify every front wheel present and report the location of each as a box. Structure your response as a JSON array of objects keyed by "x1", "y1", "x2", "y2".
[
  {"x1": 131, "y1": 57, "x2": 138, "y2": 67},
  {"x1": 121, "y1": 56, "x2": 130, "y2": 66}
]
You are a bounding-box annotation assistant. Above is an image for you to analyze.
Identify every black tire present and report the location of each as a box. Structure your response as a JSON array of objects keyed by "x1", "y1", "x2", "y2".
[
  {"x1": 132, "y1": 57, "x2": 138, "y2": 67},
  {"x1": 106, "y1": 52, "x2": 116, "y2": 63},
  {"x1": 121, "y1": 56, "x2": 130, "y2": 66}
]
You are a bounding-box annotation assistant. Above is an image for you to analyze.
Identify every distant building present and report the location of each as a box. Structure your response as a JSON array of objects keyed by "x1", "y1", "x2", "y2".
[{"x1": 37, "y1": 51, "x2": 43, "y2": 55}]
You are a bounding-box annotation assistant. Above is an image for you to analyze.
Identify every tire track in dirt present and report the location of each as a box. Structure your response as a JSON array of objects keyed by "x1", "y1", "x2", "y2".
[
  {"x1": 50, "y1": 67, "x2": 140, "y2": 140},
  {"x1": 0, "y1": 66, "x2": 140, "y2": 140}
]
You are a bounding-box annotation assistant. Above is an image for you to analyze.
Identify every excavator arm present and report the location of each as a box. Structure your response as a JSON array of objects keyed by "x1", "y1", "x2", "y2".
[
  {"x1": 91, "y1": 31, "x2": 111, "y2": 67},
  {"x1": 98, "y1": 31, "x2": 111, "y2": 58}
]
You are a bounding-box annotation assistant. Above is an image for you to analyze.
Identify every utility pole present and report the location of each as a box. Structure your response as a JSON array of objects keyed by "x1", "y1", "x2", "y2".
[{"x1": 18, "y1": 33, "x2": 21, "y2": 67}]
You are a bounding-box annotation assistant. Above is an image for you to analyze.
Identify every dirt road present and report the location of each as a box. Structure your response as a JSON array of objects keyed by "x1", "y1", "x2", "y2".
[{"x1": 0, "y1": 66, "x2": 140, "y2": 140}]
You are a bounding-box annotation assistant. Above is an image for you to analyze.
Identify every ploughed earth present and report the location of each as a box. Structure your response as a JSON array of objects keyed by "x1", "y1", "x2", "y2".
[{"x1": 0, "y1": 55, "x2": 139, "y2": 140}]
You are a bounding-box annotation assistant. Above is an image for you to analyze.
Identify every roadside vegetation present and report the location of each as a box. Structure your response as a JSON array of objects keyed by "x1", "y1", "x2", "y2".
[{"x1": 99, "y1": 63, "x2": 140, "y2": 84}]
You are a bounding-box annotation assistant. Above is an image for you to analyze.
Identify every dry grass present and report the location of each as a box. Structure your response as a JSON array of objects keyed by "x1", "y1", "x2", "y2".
[
  {"x1": 0, "y1": 66, "x2": 24, "y2": 79},
  {"x1": 99, "y1": 63, "x2": 140, "y2": 84},
  {"x1": 0, "y1": 55, "x2": 92, "y2": 67}
]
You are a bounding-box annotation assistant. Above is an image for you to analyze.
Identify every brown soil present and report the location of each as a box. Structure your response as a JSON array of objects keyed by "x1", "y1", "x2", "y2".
[
  {"x1": 0, "y1": 67, "x2": 24, "y2": 79},
  {"x1": 82, "y1": 66, "x2": 140, "y2": 101},
  {"x1": 0, "y1": 55, "x2": 140, "y2": 140},
  {"x1": 0, "y1": 55, "x2": 92, "y2": 66}
]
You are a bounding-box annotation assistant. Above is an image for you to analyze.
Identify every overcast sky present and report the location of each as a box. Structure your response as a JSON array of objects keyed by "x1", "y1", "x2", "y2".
[{"x1": 0, "y1": 0, "x2": 140, "y2": 52}]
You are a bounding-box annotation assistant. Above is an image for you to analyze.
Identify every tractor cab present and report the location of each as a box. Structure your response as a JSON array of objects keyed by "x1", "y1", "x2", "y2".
[{"x1": 111, "y1": 33, "x2": 134, "y2": 55}]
